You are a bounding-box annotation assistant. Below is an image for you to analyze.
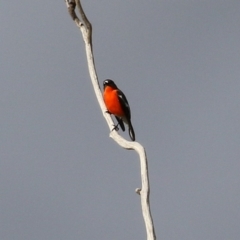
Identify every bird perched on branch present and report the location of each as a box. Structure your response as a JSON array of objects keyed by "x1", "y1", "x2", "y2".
[{"x1": 103, "y1": 79, "x2": 135, "y2": 141}]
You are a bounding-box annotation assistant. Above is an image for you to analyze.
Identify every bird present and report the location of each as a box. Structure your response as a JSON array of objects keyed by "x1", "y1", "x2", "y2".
[{"x1": 103, "y1": 79, "x2": 135, "y2": 141}]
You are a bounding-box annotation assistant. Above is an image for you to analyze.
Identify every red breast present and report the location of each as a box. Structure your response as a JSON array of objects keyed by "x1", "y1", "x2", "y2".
[{"x1": 103, "y1": 86, "x2": 124, "y2": 117}]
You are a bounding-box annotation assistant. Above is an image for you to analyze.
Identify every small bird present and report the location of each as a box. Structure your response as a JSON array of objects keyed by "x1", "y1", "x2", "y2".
[{"x1": 103, "y1": 79, "x2": 135, "y2": 141}]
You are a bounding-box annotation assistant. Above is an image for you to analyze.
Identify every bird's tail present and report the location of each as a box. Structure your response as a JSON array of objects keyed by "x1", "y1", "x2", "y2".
[{"x1": 128, "y1": 121, "x2": 135, "y2": 141}]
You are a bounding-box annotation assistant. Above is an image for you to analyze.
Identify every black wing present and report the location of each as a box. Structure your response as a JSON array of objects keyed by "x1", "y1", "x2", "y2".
[
  {"x1": 117, "y1": 89, "x2": 131, "y2": 120},
  {"x1": 117, "y1": 89, "x2": 135, "y2": 141}
]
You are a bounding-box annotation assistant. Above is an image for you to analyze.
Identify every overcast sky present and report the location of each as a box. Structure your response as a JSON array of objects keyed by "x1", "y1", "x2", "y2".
[{"x1": 1, "y1": 1, "x2": 240, "y2": 240}]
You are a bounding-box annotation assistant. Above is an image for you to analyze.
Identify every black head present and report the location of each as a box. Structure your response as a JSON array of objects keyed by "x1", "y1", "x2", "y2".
[{"x1": 103, "y1": 79, "x2": 118, "y2": 90}]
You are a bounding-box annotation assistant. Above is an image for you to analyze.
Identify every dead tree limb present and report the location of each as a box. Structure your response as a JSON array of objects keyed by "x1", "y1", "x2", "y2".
[{"x1": 64, "y1": 1, "x2": 156, "y2": 239}]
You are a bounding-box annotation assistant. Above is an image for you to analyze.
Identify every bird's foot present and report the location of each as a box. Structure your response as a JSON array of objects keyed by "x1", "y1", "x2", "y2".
[
  {"x1": 111, "y1": 123, "x2": 119, "y2": 132},
  {"x1": 105, "y1": 110, "x2": 119, "y2": 131}
]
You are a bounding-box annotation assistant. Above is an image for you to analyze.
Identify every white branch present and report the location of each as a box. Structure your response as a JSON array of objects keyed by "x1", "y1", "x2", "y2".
[{"x1": 65, "y1": 1, "x2": 156, "y2": 239}]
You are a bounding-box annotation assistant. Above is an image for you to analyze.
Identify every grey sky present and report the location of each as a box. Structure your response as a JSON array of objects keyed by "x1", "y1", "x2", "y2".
[{"x1": 1, "y1": 1, "x2": 240, "y2": 240}]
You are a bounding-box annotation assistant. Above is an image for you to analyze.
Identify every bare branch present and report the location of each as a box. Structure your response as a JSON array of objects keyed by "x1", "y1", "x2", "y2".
[
  {"x1": 75, "y1": 0, "x2": 91, "y2": 29},
  {"x1": 65, "y1": 1, "x2": 156, "y2": 240},
  {"x1": 110, "y1": 131, "x2": 156, "y2": 240},
  {"x1": 75, "y1": 0, "x2": 92, "y2": 45}
]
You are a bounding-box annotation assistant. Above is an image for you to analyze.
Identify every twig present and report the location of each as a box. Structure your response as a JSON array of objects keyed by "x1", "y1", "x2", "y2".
[{"x1": 65, "y1": 1, "x2": 156, "y2": 239}]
